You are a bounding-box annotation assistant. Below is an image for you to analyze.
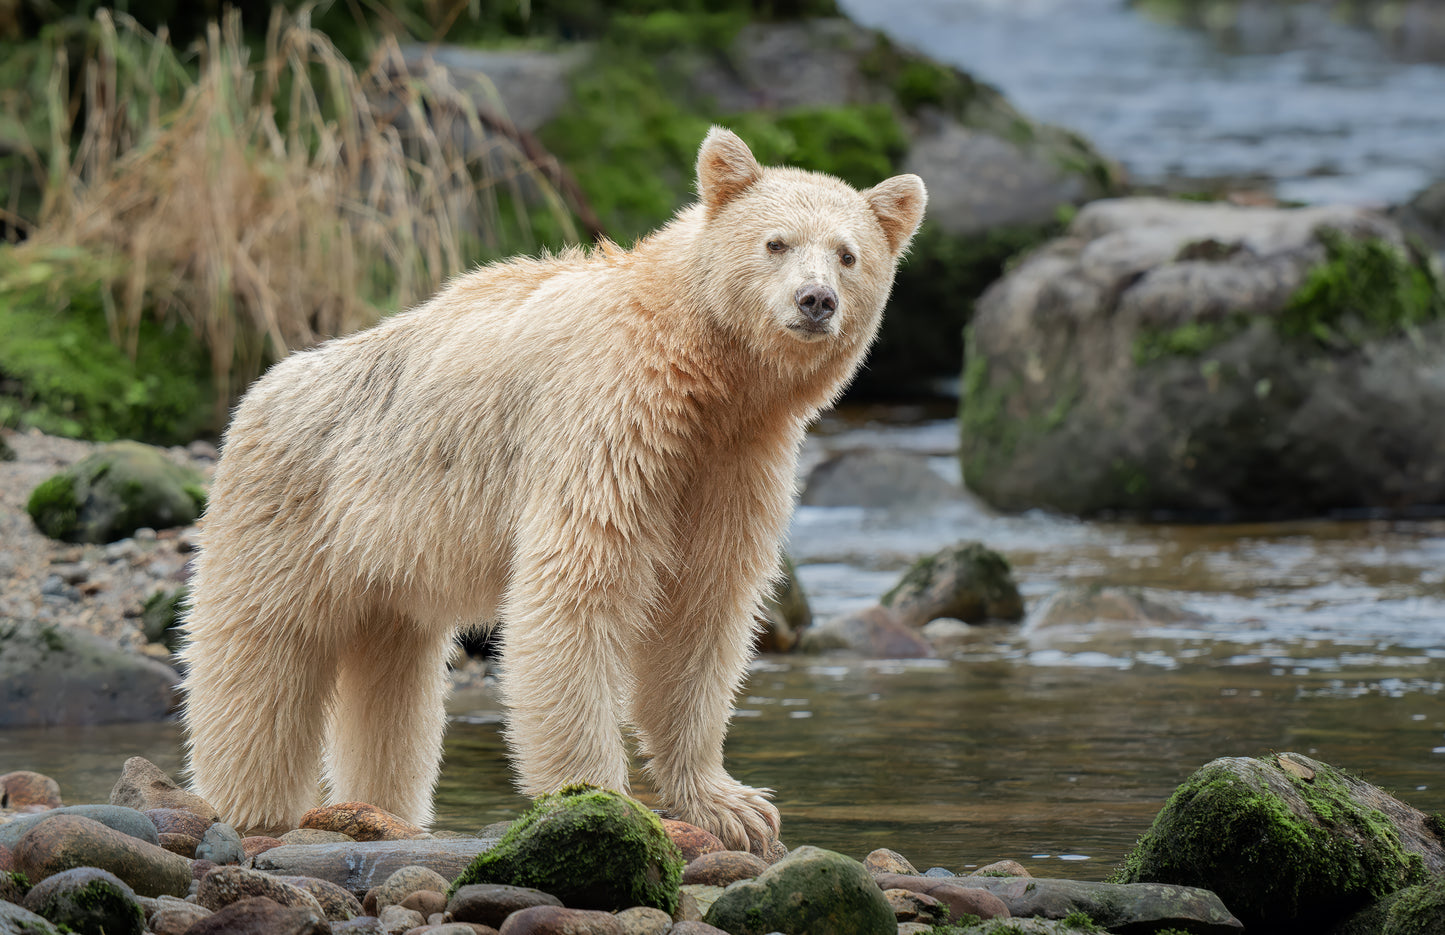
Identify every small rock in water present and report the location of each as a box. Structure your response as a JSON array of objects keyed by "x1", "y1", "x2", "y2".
[
  {"x1": 661, "y1": 819, "x2": 726, "y2": 861},
  {"x1": 195, "y1": 821, "x2": 244, "y2": 864},
  {"x1": 970, "y1": 859, "x2": 1032, "y2": 877},
  {"x1": 109, "y1": 757, "x2": 218, "y2": 822},
  {"x1": 446, "y1": 883, "x2": 563, "y2": 927},
  {"x1": 196, "y1": 865, "x2": 325, "y2": 916},
  {"x1": 864, "y1": 847, "x2": 919, "y2": 876},
  {"x1": 497, "y1": 905, "x2": 623, "y2": 934},
  {"x1": 300, "y1": 801, "x2": 425, "y2": 841},
  {"x1": 184, "y1": 895, "x2": 328, "y2": 935},
  {"x1": 681, "y1": 850, "x2": 767, "y2": 886},
  {"x1": 0, "y1": 770, "x2": 63, "y2": 810},
  {"x1": 923, "y1": 866, "x2": 956, "y2": 877},
  {"x1": 798, "y1": 605, "x2": 935, "y2": 658}
]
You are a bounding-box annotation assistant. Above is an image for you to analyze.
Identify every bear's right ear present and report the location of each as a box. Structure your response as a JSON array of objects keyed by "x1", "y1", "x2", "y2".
[{"x1": 697, "y1": 126, "x2": 762, "y2": 212}]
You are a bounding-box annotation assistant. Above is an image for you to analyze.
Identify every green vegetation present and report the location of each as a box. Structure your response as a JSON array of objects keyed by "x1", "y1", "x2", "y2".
[
  {"x1": 141, "y1": 586, "x2": 189, "y2": 652},
  {"x1": 26, "y1": 441, "x2": 207, "y2": 542},
  {"x1": 1132, "y1": 317, "x2": 1248, "y2": 365}
]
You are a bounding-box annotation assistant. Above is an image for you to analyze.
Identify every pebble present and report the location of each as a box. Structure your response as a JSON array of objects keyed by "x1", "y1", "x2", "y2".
[
  {"x1": 196, "y1": 864, "x2": 326, "y2": 915},
  {"x1": 21, "y1": 865, "x2": 145, "y2": 935},
  {"x1": 864, "y1": 847, "x2": 919, "y2": 875},
  {"x1": 378, "y1": 902, "x2": 426, "y2": 933},
  {"x1": 365, "y1": 865, "x2": 452, "y2": 915},
  {"x1": 0, "y1": 770, "x2": 63, "y2": 809},
  {"x1": 108, "y1": 756, "x2": 219, "y2": 822},
  {"x1": 447, "y1": 884, "x2": 563, "y2": 927},
  {"x1": 147, "y1": 896, "x2": 213, "y2": 935},
  {"x1": 300, "y1": 801, "x2": 426, "y2": 841},
  {"x1": 183, "y1": 895, "x2": 329, "y2": 934},
  {"x1": 13, "y1": 813, "x2": 192, "y2": 897},
  {"x1": 661, "y1": 819, "x2": 725, "y2": 861},
  {"x1": 497, "y1": 905, "x2": 624, "y2": 935},
  {"x1": 680, "y1": 850, "x2": 767, "y2": 886},
  {"x1": 196, "y1": 821, "x2": 245, "y2": 864}
]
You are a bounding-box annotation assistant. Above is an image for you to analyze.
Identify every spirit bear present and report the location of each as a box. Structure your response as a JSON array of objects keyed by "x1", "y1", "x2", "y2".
[{"x1": 179, "y1": 127, "x2": 926, "y2": 856}]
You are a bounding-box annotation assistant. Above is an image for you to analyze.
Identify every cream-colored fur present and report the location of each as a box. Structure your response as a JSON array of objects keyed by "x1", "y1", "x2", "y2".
[{"x1": 178, "y1": 128, "x2": 926, "y2": 854}]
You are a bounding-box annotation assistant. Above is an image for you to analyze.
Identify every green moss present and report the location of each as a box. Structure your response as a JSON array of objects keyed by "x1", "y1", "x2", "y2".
[
  {"x1": 25, "y1": 474, "x2": 80, "y2": 541},
  {"x1": 1059, "y1": 910, "x2": 1102, "y2": 932},
  {"x1": 141, "y1": 586, "x2": 189, "y2": 651},
  {"x1": 1132, "y1": 317, "x2": 1249, "y2": 365},
  {"x1": 859, "y1": 34, "x2": 981, "y2": 118},
  {"x1": 1379, "y1": 876, "x2": 1445, "y2": 935}
]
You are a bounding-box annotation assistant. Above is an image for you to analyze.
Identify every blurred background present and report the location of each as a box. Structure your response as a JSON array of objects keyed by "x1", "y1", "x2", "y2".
[{"x1": 2, "y1": 0, "x2": 1444, "y2": 878}]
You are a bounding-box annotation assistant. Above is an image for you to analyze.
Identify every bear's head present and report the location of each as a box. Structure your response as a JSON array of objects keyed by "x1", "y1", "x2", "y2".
[{"x1": 689, "y1": 126, "x2": 926, "y2": 359}]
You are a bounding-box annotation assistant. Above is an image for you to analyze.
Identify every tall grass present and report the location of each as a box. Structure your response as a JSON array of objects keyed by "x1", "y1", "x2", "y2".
[{"x1": 11, "y1": 7, "x2": 580, "y2": 422}]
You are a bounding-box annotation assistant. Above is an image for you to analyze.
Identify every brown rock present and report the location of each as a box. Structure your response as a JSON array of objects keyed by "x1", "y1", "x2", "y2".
[
  {"x1": 864, "y1": 847, "x2": 919, "y2": 875},
  {"x1": 196, "y1": 865, "x2": 325, "y2": 915},
  {"x1": 192, "y1": 858, "x2": 217, "y2": 880},
  {"x1": 364, "y1": 864, "x2": 450, "y2": 915},
  {"x1": 109, "y1": 757, "x2": 218, "y2": 823},
  {"x1": 884, "y1": 888, "x2": 949, "y2": 924},
  {"x1": 183, "y1": 895, "x2": 329, "y2": 935},
  {"x1": 145, "y1": 808, "x2": 212, "y2": 839},
  {"x1": 400, "y1": 888, "x2": 449, "y2": 917},
  {"x1": 13, "y1": 813, "x2": 192, "y2": 897},
  {"x1": 661, "y1": 820, "x2": 725, "y2": 861},
  {"x1": 0, "y1": 771, "x2": 62, "y2": 810},
  {"x1": 969, "y1": 859, "x2": 1031, "y2": 878},
  {"x1": 872, "y1": 873, "x2": 1011, "y2": 921},
  {"x1": 668, "y1": 924, "x2": 730, "y2": 935},
  {"x1": 300, "y1": 801, "x2": 424, "y2": 841},
  {"x1": 681, "y1": 850, "x2": 767, "y2": 886},
  {"x1": 0, "y1": 843, "x2": 13, "y2": 873},
  {"x1": 331, "y1": 917, "x2": 388, "y2": 934},
  {"x1": 614, "y1": 905, "x2": 671, "y2": 935},
  {"x1": 243, "y1": 835, "x2": 286, "y2": 858},
  {"x1": 798, "y1": 605, "x2": 936, "y2": 658},
  {"x1": 281, "y1": 828, "x2": 357, "y2": 845},
  {"x1": 279, "y1": 874, "x2": 366, "y2": 921},
  {"x1": 379, "y1": 902, "x2": 426, "y2": 931},
  {"x1": 498, "y1": 905, "x2": 624, "y2": 935},
  {"x1": 446, "y1": 884, "x2": 563, "y2": 927},
  {"x1": 147, "y1": 897, "x2": 211, "y2": 935},
  {"x1": 157, "y1": 832, "x2": 199, "y2": 857}
]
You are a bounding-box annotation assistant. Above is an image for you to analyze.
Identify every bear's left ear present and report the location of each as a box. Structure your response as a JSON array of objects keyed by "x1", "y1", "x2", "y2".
[
  {"x1": 697, "y1": 126, "x2": 762, "y2": 212},
  {"x1": 863, "y1": 174, "x2": 928, "y2": 256}
]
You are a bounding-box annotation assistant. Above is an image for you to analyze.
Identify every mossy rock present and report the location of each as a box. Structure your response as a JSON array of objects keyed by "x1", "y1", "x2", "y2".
[
  {"x1": 1336, "y1": 874, "x2": 1445, "y2": 935},
  {"x1": 26, "y1": 441, "x2": 206, "y2": 543},
  {"x1": 0, "y1": 433, "x2": 13, "y2": 461},
  {"x1": 0, "y1": 899, "x2": 61, "y2": 935},
  {"x1": 448, "y1": 785, "x2": 684, "y2": 914},
  {"x1": 0, "y1": 869, "x2": 31, "y2": 903},
  {"x1": 703, "y1": 845, "x2": 895, "y2": 935},
  {"x1": 880, "y1": 541, "x2": 1024, "y2": 627},
  {"x1": 1112, "y1": 753, "x2": 1439, "y2": 932},
  {"x1": 21, "y1": 866, "x2": 145, "y2": 935},
  {"x1": 140, "y1": 587, "x2": 189, "y2": 653},
  {"x1": 756, "y1": 553, "x2": 811, "y2": 652}
]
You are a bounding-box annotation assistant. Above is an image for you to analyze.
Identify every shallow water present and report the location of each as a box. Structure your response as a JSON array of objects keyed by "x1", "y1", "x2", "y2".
[{"x1": 839, "y1": 0, "x2": 1445, "y2": 205}]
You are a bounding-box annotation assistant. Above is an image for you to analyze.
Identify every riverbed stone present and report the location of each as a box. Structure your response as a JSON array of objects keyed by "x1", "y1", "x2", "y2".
[
  {"x1": 884, "y1": 887, "x2": 949, "y2": 925},
  {"x1": 12, "y1": 813, "x2": 191, "y2": 897},
  {"x1": 146, "y1": 895, "x2": 211, "y2": 935},
  {"x1": 365, "y1": 865, "x2": 450, "y2": 915},
  {"x1": 145, "y1": 808, "x2": 210, "y2": 840},
  {"x1": 881, "y1": 541, "x2": 1024, "y2": 626},
  {"x1": 1114, "y1": 752, "x2": 1440, "y2": 930},
  {"x1": 157, "y1": 832, "x2": 198, "y2": 857},
  {"x1": 196, "y1": 865, "x2": 325, "y2": 915},
  {"x1": 398, "y1": 887, "x2": 447, "y2": 916},
  {"x1": 299, "y1": 802, "x2": 425, "y2": 841},
  {"x1": 378, "y1": 902, "x2": 426, "y2": 931},
  {"x1": 755, "y1": 554, "x2": 812, "y2": 653},
  {"x1": 969, "y1": 859, "x2": 1032, "y2": 878},
  {"x1": 195, "y1": 821, "x2": 244, "y2": 864},
  {"x1": 1031, "y1": 586, "x2": 1205, "y2": 630},
  {"x1": 680, "y1": 884, "x2": 724, "y2": 918},
  {"x1": 661, "y1": 819, "x2": 725, "y2": 861},
  {"x1": 242, "y1": 834, "x2": 286, "y2": 858},
  {"x1": 446, "y1": 883, "x2": 562, "y2": 927},
  {"x1": 798, "y1": 604, "x2": 936, "y2": 658},
  {"x1": 450, "y1": 786, "x2": 684, "y2": 914},
  {"x1": 0, "y1": 772, "x2": 61, "y2": 811},
  {"x1": 704, "y1": 845, "x2": 897, "y2": 935},
  {"x1": 919, "y1": 873, "x2": 1245, "y2": 932},
  {"x1": 279, "y1": 874, "x2": 365, "y2": 921},
  {"x1": 252, "y1": 839, "x2": 497, "y2": 897},
  {"x1": 0, "y1": 900, "x2": 61, "y2": 934},
  {"x1": 184, "y1": 895, "x2": 328, "y2": 935},
  {"x1": 331, "y1": 918, "x2": 387, "y2": 935},
  {"x1": 497, "y1": 905, "x2": 623, "y2": 934},
  {"x1": 0, "y1": 805, "x2": 159, "y2": 850},
  {"x1": 25, "y1": 441, "x2": 205, "y2": 543},
  {"x1": 0, "y1": 621, "x2": 180, "y2": 727},
  {"x1": 0, "y1": 862, "x2": 26, "y2": 902},
  {"x1": 280, "y1": 828, "x2": 356, "y2": 845},
  {"x1": 800, "y1": 449, "x2": 964, "y2": 509},
  {"x1": 864, "y1": 847, "x2": 920, "y2": 876},
  {"x1": 681, "y1": 849, "x2": 767, "y2": 887},
  {"x1": 21, "y1": 866, "x2": 144, "y2": 935},
  {"x1": 868, "y1": 874, "x2": 1011, "y2": 923},
  {"x1": 109, "y1": 757, "x2": 217, "y2": 822},
  {"x1": 613, "y1": 906, "x2": 671, "y2": 935}
]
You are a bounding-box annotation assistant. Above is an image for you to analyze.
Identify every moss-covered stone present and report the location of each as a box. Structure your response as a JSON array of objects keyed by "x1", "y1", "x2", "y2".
[
  {"x1": 756, "y1": 553, "x2": 811, "y2": 652},
  {"x1": 881, "y1": 541, "x2": 1024, "y2": 626},
  {"x1": 703, "y1": 845, "x2": 895, "y2": 935},
  {"x1": 1112, "y1": 753, "x2": 1434, "y2": 932},
  {"x1": 448, "y1": 785, "x2": 684, "y2": 914},
  {"x1": 140, "y1": 587, "x2": 189, "y2": 652},
  {"x1": 0, "y1": 868, "x2": 31, "y2": 903},
  {"x1": 21, "y1": 866, "x2": 145, "y2": 935},
  {"x1": 26, "y1": 441, "x2": 206, "y2": 543}
]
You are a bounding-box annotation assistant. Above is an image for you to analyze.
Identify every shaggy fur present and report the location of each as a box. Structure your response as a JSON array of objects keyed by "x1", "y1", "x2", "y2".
[{"x1": 178, "y1": 127, "x2": 926, "y2": 854}]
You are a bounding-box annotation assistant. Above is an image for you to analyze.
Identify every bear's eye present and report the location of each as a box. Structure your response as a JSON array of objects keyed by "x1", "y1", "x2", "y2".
[
  {"x1": 839, "y1": 251, "x2": 856, "y2": 267},
  {"x1": 766, "y1": 240, "x2": 788, "y2": 254}
]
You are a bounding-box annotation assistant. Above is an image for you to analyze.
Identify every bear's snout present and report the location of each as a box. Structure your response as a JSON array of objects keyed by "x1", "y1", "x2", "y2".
[{"x1": 794, "y1": 283, "x2": 838, "y2": 324}]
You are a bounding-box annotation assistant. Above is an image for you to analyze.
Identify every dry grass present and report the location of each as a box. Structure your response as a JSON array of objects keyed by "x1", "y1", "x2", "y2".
[{"x1": 13, "y1": 7, "x2": 578, "y2": 420}]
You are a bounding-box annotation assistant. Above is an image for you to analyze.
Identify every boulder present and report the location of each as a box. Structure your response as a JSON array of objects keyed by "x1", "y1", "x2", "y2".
[
  {"x1": 962, "y1": 198, "x2": 1445, "y2": 517},
  {"x1": 0, "y1": 620, "x2": 179, "y2": 727},
  {"x1": 25, "y1": 441, "x2": 206, "y2": 543},
  {"x1": 21, "y1": 866, "x2": 145, "y2": 935},
  {"x1": 1113, "y1": 752, "x2": 1443, "y2": 931},
  {"x1": 881, "y1": 542, "x2": 1024, "y2": 626},
  {"x1": 1029, "y1": 586, "x2": 1204, "y2": 630},
  {"x1": 800, "y1": 449, "x2": 963, "y2": 509},
  {"x1": 0, "y1": 805, "x2": 160, "y2": 850},
  {"x1": 796, "y1": 605, "x2": 935, "y2": 658},
  {"x1": 450, "y1": 785, "x2": 683, "y2": 914},
  {"x1": 704, "y1": 846, "x2": 898, "y2": 935}
]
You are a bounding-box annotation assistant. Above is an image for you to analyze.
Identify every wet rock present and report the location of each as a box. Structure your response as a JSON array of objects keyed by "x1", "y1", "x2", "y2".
[
  {"x1": 25, "y1": 441, "x2": 206, "y2": 543},
  {"x1": 145, "y1": 808, "x2": 211, "y2": 840},
  {"x1": 157, "y1": 832, "x2": 199, "y2": 857},
  {"x1": 331, "y1": 917, "x2": 388, "y2": 934},
  {"x1": 681, "y1": 850, "x2": 767, "y2": 886},
  {"x1": 496, "y1": 905, "x2": 623, "y2": 935},
  {"x1": 12, "y1": 813, "x2": 191, "y2": 897},
  {"x1": 251, "y1": 839, "x2": 496, "y2": 897},
  {"x1": 704, "y1": 845, "x2": 897, "y2": 935},
  {"x1": 864, "y1": 847, "x2": 919, "y2": 876},
  {"x1": 241, "y1": 834, "x2": 286, "y2": 858},
  {"x1": 1114, "y1": 752, "x2": 1438, "y2": 930},
  {"x1": 0, "y1": 805, "x2": 159, "y2": 850},
  {"x1": 800, "y1": 449, "x2": 963, "y2": 509},
  {"x1": 300, "y1": 801, "x2": 426, "y2": 841},
  {"x1": 970, "y1": 859, "x2": 1032, "y2": 878},
  {"x1": 0, "y1": 621, "x2": 179, "y2": 728},
  {"x1": 196, "y1": 865, "x2": 325, "y2": 915},
  {"x1": 195, "y1": 821, "x2": 244, "y2": 864},
  {"x1": 881, "y1": 541, "x2": 1024, "y2": 626},
  {"x1": 0, "y1": 900, "x2": 61, "y2": 934},
  {"x1": 755, "y1": 554, "x2": 812, "y2": 654},
  {"x1": 109, "y1": 757, "x2": 218, "y2": 822},
  {"x1": 883, "y1": 887, "x2": 949, "y2": 925},
  {"x1": 398, "y1": 887, "x2": 447, "y2": 917},
  {"x1": 869, "y1": 874, "x2": 1010, "y2": 923},
  {"x1": 364, "y1": 865, "x2": 451, "y2": 915},
  {"x1": 21, "y1": 866, "x2": 144, "y2": 935},
  {"x1": 279, "y1": 874, "x2": 366, "y2": 921},
  {"x1": 446, "y1": 883, "x2": 563, "y2": 927},
  {"x1": 680, "y1": 884, "x2": 723, "y2": 918},
  {"x1": 797, "y1": 605, "x2": 935, "y2": 658},
  {"x1": 614, "y1": 905, "x2": 671, "y2": 935},
  {"x1": 183, "y1": 895, "x2": 328, "y2": 935},
  {"x1": 146, "y1": 895, "x2": 211, "y2": 935},
  {"x1": 450, "y1": 786, "x2": 683, "y2": 914},
  {"x1": 378, "y1": 902, "x2": 426, "y2": 931},
  {"x1": 661, "y1": 820, "x2": 725, "y2": 861},
  {"x1": 280, "y1": 828, "x2": 356, "y2": 845},
  {"x1": 0, "y1": 772, "x2": 61, "y2": 810},
  {"x1": 1031, "y1": 586, "x2": 1204, "y2": 630},
  {"x1": 941, "y1": 874, "x2": 1244, "y2": 932}
]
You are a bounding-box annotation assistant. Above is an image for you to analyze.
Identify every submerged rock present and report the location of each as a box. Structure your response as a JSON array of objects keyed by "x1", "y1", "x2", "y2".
[
  {"x1": 1113, "y1": 752, "x2": 1442, "y2": 931},
  {"x1": 797, "y1": 605, "x2": 935, "y2": 658},
  {"x1": 703, "y1": 846, "x2": 899, "y2": 935},
  {"x1": 881, "y1": 541, "x2": 1024, "y2": 626},
  {"x1": 800, "y1": 449, "x2": 963, "y2": 510}
]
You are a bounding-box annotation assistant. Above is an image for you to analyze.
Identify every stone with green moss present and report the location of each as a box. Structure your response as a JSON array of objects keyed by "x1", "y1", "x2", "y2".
[
  {"x1": 26, "y1": 441, "x2": 206, "y2": 543},
  {"x1": 0, "y1": 898, "x2": 61, "y2": 934},
  {"x1": 448, "y1": 785, "x2": 683, "y2": 914},
  {"x1": 756, "y1": 553, "x2": 811, "y2": 652},
  {"x1": 1112, "y1": 752, "x2": 1443, "y2": 932},
  {"x1": 703, "y1": 845, "x2": 895, "y2": 935},
  {"x1": 20, "y1": 866, "x2": 144, "y2": 935},
  {"x1": 1335, "y1": 874, "x2": 1445, "y2": 935},
  {"x1": 140, "y1": 587, "x2": 189, "y2": 652},
  {"x1": 0, "y1": 869, "x2": 31, "y2": 904},
  {"x1": 881, "y1": 541, "x2": 1024, "y2": 627}
]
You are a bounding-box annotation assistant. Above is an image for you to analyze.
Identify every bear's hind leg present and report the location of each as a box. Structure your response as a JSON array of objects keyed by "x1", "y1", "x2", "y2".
[{"x1": 322, "y1": 612, "x2": 452, "y2": 828}]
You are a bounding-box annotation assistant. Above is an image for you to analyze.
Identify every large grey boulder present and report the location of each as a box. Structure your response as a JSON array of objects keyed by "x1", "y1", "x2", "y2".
[{"x1": 962, "y1": 197, "x2": 1445, "y2": 517}]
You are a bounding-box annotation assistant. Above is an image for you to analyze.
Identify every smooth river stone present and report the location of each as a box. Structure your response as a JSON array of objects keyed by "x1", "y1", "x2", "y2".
[
  {"x1": 197, "y1": 865, "x2": 325, "y2": 915},
  {"x1": 251, "y1": 838, "x2": 500, "y2": 897},
  {"x1": 0, "y1": 804, "x2": 160, "y2": 849},
  {"x1": 0, "y1": 770, "x2": 62, "y2": 810},
  {"x1": 109, "y1": 757, "x2": 219, "y2": 823},
  {"x1": 13, "y1": 813, "x2": 192, "y2": 897},
  {"x1": 299, "y1": 802, "x2": 425, "y2": 841}
]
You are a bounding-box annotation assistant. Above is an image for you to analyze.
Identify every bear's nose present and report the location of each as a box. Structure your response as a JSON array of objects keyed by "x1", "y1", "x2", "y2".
[{"x1": 795, "y1": 284, "x2": 838, "y2": 323}]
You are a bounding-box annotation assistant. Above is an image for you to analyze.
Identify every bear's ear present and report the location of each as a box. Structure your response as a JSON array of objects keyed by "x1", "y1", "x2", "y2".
[
  {"x1": 863, "y1": 174, "x2": 928, "y2": 256},
  {"x1": 697, "y1": 126, "x2": 762, "y2": 211}
]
